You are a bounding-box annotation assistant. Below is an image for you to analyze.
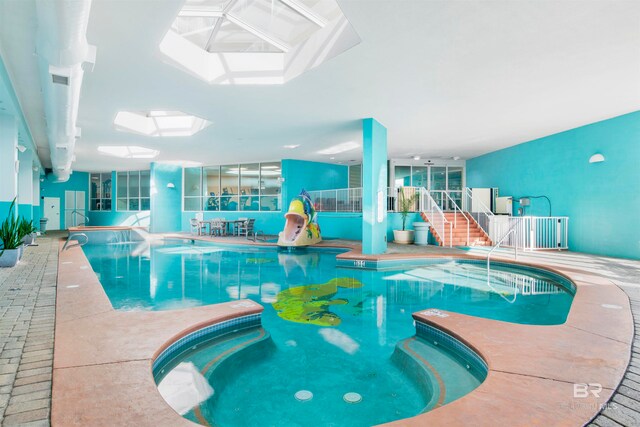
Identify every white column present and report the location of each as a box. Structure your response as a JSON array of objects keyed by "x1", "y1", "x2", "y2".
[{"x1": 0, "y1": 113, "x2": 18, "y2": 208}]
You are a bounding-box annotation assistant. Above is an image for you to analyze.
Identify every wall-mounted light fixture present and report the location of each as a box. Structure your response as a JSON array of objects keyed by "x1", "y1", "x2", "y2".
[
  {"x1": 166, "y1": 183, "x2": 176, "y2": 189},
  {"x1": 589, "y1": 153, "x2": 605, "y2": 163},
  {"x1": 17, "y1": 144, "x2": 27, "y2": 153}
]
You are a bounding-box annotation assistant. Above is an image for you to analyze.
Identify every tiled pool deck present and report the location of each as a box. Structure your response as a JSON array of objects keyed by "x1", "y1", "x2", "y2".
[
  {"x1": 1, "y1": 233, "x2": 639, "y2": 426},
  {"x1": 0, "y1": 235, "x2": 57, "y2": 426}
]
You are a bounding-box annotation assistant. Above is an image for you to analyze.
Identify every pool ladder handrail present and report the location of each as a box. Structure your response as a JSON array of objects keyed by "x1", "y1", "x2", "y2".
[
  {"x1": 62, "y1": 233, "x2": 89, "y2": 251},
  {"x1": 486, "y1": 226, "x2": 519, "y2": 303},
  {"x1": 71, "y1": 209, "x2": 89, "y2": 226}
]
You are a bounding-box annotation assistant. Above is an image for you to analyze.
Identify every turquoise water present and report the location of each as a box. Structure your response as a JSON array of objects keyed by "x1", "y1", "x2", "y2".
[{"x1": 82, "y1": 240, "x2": 573, "y2": 426}]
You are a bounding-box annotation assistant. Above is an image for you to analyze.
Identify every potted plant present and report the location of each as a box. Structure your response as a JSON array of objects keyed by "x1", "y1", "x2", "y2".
[
  {"x1": 18, "y1": 218, "x2": 37, "y2": 246},
  {"x1": 0, "y1": 199, "x2": 21, "y2": 268},
  {"x1": 393, "y1": 188, "x2": 417, "y2": 244}
]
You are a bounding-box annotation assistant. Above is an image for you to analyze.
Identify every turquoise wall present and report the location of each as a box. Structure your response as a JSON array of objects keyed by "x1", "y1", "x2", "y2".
[
  {"x1": 17, "y1": 204, "x2": 32, "y2": 222},
  {"x1": 150, "y1": 163, "x2": 182, "y2": 233},
  {"x1": 281, "y1": 159, "x2": 348, "y2": 205},
  {"x1": 39, "y1": 171, "x2": 152, "y2": 229},
  {"x1": 467, "y1": 111, "x2": 640, "y2": 259},
  {"x1": 32, "y1": 205, "x2": 41, "y2": 230}
]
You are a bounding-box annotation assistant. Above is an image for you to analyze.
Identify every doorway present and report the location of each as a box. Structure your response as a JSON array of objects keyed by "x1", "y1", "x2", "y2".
[{"x1": 43, "y1": 197, "x2": 60, "y2": 230}]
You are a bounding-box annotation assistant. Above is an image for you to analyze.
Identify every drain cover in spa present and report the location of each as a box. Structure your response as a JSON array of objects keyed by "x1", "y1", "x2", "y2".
[
  {"x1": 295, "y1": 390, "x2": 313, "y2": 401},
  {"x1": 343, "y1": 392, "x2": 362, "y2": 403}
]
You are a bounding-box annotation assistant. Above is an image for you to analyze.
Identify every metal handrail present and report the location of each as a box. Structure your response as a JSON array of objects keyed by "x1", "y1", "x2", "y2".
[
  {"x1": 419, "y1": 187, "x2": 453, "y2": 247},
  {"x1": 487, "y1": 226, "x2": 518, "y2": 266},
  {"x1": 486, "y1": 225, "x2": 519, "y2": 303},
  {"x1": 463, "y1": 187, "x2": 493, "y2": 239},
  {"x1": 442, "y1": 190, "x2": 469, "y2": 245},
  {"x1": 62, "y1": 233, "x2": 89, "y2": 251},
  {"x1": 71, "y1": 209, "x2": 89, "y2": 226}
]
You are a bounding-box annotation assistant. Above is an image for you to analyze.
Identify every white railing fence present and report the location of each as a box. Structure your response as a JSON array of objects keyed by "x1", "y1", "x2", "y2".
[
  {"x1": 420, "y1": 188, "x2": 452, "y2": 247},
  {"x1": 463, "y1": 187, "x2": 493, "y2": 239},
  {"x1": 307, "y1": 188, "x2": 362, "y2": 212},
  {"x1": 490, "y1": 216, "x2": 569, "y2": 251}
]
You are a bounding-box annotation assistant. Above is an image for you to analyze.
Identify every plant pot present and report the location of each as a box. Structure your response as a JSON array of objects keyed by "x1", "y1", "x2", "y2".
[
  {"x1": 22, "y1": 234, "x2": 34, "y2": 246},
  {"x1": 0, "y1": 249, "x2": 20, "y2": 268},
  {"x1": 17, "y1": 245, "x2": 24, "y2": 260},
  {"x1": 393, "y1": 229, "x2": 415, "y2": 245}
]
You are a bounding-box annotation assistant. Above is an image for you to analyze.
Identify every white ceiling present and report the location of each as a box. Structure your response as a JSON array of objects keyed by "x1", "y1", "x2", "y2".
[{"x1": 1, "y1": 0, "x2": 640, "y2": 172}]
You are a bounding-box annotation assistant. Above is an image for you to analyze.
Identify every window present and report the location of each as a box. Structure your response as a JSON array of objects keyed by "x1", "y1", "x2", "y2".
[
  {"x1": 184, "y1": 167, "x2": 203, "y2": 211},
  {"x1": 117, "y1": 170, "x2": 150, "y2": 211},
  {"x1": 348, "y1": 164, "x2": 361, "y2": 188},
  {"x1": 90, "y1": 173, "x2": 111, "y2": 211},
  {"x1": 184, "y1": 162, "x2": 281, "y2": 212}
]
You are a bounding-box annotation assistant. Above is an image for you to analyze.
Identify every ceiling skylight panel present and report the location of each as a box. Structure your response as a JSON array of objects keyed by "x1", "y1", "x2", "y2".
[
  {"x1": 211, "y1": 20, "x2": 281, "y2": 52},
  {"x1": 228, "y1": 0, "x2": 320, "y2": 46},
  {"x1": 114, "y1": 111, "x2": 211, "y2": 137}
]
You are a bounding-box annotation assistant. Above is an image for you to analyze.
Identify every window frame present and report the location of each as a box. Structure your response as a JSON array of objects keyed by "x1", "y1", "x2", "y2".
[
  {"x1": 89, "y1": 172, "x2": 112, "y2": 212},
  {"x1": 183, "y1": 161, "x2": 281, "y2": 212},
  {"x1": 116, "y1": 170, "x2": 151, "y2": 212}
]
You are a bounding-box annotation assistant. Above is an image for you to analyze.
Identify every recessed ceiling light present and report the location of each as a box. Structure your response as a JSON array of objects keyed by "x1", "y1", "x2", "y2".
[
  {"x1": 98, "y1": 146, "x2": 159, "y2": 159},
  {"x1": 317, "y1": 141, "x2": 359, "y2": 155},
  {"x1": 283, "y1": 144, "x2": 300, "y2": 149},
  {"x1": 330, "y1": 157, "x2": 335, "y2": 160},
  {"x1": 453, "y1": 156, "x2": 461, "y2": 160},
  {"x1": 412, "y1": 155, "x2": 420, "y2": 160},
  {"x1": 114, "y1": 110, "x2": 211, "y2": 137},
  {"x1": 159, "y1": 160, "x2": 203, "y2": 167}
]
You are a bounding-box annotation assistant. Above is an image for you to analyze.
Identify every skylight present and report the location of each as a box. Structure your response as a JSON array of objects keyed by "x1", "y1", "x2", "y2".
[
  {"x1": 159, "y1": 0, "x2": 360, "y2": 84},
  {"x1": 98, "y1": 146, "x2": 160, "y2": 159},
  {"x1": 114, "y1": 111, "x2": 211, "y2": 137}
]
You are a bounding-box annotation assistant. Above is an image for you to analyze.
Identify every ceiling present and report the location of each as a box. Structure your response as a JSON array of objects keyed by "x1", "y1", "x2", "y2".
[{"x1": 1, "y1": 0, "x2": 639, "y2": 172}]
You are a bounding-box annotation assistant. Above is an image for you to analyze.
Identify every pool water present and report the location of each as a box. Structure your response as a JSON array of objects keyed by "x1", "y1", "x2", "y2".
[{"x1": 82, "y1": 240, "x2": 573, "y2": 426}]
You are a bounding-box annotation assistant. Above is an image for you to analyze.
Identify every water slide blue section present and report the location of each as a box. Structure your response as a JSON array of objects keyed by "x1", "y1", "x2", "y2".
[
  {"x1": 362, "y1": 118, "x2": 388, "y2": 255},
  {"x1": 467, "y1": 111, "x2": 640, "y2": 259},
  {"x1": 151, "y1": 163, "x2": 183, "y2": 233}
]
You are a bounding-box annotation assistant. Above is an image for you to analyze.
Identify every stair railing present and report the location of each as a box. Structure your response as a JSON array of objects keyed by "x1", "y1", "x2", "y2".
[
  {"x1": 463, "y1": 187, "x2": 494, "y2": 239},
  {"x1": 419, "y1": 188, "x2": 452, "y2": 247},
  {"x1": 443, "y1": 191, "x2": 469, "y2": 245}
]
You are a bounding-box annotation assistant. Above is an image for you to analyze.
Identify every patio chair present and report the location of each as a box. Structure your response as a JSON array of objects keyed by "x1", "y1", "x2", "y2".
[
  {"x1": 237, "y1": 218, "x2": 255, "y2": 238},
  {"x1": 210, "y1": 218, "x2": 225, "y2": 236},
  {"x1": 235, "y1": 217, "x2": 248, "y2": 235}
]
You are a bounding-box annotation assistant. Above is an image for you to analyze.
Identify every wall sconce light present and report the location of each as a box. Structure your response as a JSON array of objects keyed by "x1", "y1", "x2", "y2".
[
  {"x1": 589, "y1": 153, "x2": 605, "y2": 163},
  {"x1": 166, "y1": 183, "x2": 175, "y2": 189},
  {"x1": 17, "y1": 144, "x2": 27, "y2": 153}
]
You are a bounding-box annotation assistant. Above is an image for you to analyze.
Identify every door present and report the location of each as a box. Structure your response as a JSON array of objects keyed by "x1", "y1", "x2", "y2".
[
  {"x1": 43, "y1": 197, "x2": 60, "y2": 230},
  {"x1": 65, "y1": 191, "x2": 86, "y2": 228}
]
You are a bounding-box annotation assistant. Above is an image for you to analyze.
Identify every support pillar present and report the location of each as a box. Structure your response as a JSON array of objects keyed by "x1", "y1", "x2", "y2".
[
  {"x1": 33, "y1": 167, "x2": 42, "y2": 227},
  {"x1": 0, "y1": 113, "x2": 18, "y2": 216},
  {"x1": 150, "y1": 162, "x2": 183, "y2": 233},
  {"x1": 362, "y1": 118, "x2": 388, "y2": 255}
]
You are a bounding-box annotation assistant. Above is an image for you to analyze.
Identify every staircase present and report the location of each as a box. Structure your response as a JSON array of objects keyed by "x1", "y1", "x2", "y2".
[{"x1": 420, "y1": 211, "x2": 492, "y2": 247}]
